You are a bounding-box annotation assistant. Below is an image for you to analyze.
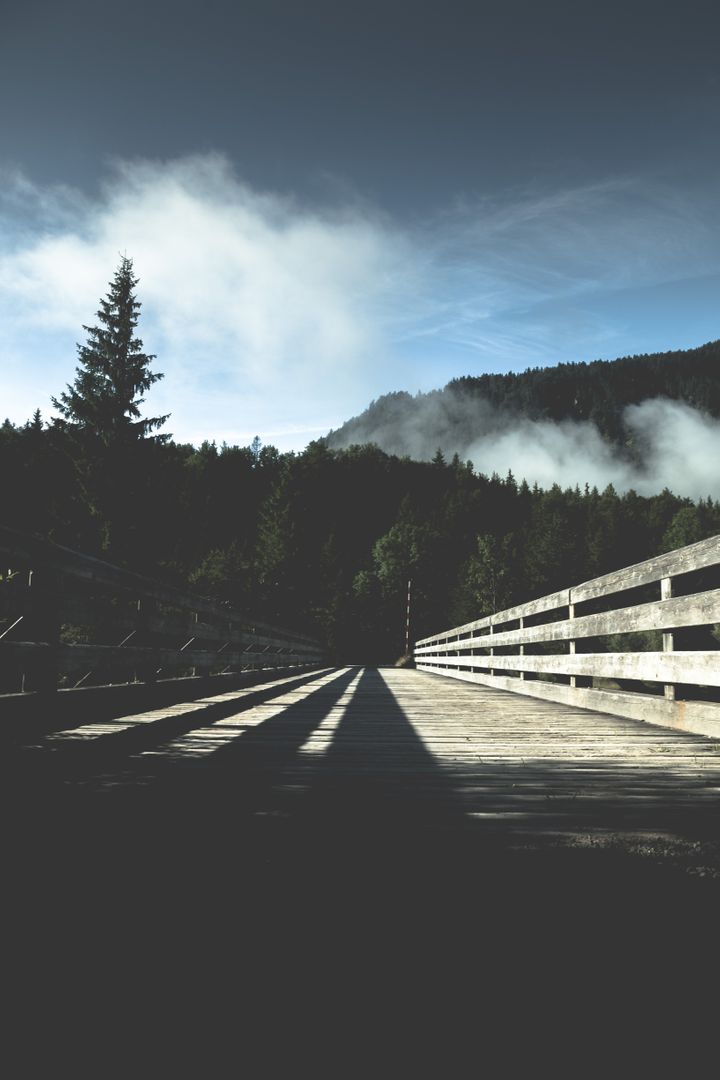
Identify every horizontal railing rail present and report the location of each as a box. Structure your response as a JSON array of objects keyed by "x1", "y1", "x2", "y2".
[
  {"x1": 0, "y1": 525, "x2": 324, "y2": 698},
  {"x1": 415, "y1": 534, "x2": 720, "y2": 739}
]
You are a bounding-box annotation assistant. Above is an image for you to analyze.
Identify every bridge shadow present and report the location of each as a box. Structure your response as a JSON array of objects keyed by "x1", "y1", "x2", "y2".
[
  {"x1": 4, "y1": 665, "x2": 335, "y2": 784},
  {"x1": 142, "y1": 665, "x2": 473, "y2": 886},
  {"x1": 7, "y1": 665, "x2": 481, "y2": 916},
  {"x1": 4, "y1": 666, "x2": 720, "y2": 1054},
  {"x1": 250, "y1": 666, "x2": 491, "y2": 910},
  {"x1": 2, "y1": 667, "x2": 359, "y2": 900},
  {"x1": 302, "y1": 666, "x2": 467, "y2": 827},
  {"x1": 177, "y1": 664, "x2": 361, "y2": 794}
]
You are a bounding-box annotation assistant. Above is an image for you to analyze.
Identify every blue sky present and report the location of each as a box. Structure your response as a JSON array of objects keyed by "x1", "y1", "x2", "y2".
[{"x1": 2, "y1": 1, "x2": 720, "y2": 450}]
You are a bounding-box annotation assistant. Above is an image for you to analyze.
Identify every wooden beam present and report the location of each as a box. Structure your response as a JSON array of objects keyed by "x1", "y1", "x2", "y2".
[
  {"x1": 415, "y1": 588, "x2": 720, "y2": 652},
  {"x1": 416, "y1": 663, "x2": 720, "y2": 738},
  {"x1": 416, "y1": 650, "x2": 720, "y2": 685},
  {"x1": 416, "y1": 533, "x2": 720, "y2": 647}
]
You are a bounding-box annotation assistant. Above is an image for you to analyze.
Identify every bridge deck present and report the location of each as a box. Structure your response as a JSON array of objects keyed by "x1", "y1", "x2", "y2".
[
  {"x1": 7, "y1": 664, "x2": 720, "y2": 864},
  {"x1": 5, "y1": 665, "x2": 720, "y2": 1045}
]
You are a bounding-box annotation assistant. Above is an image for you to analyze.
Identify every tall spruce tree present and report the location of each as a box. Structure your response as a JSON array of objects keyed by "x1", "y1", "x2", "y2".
[
  {"x1": 51, "y1": 257, "x2": 169, "y2": 558},
  {"x1": 53, "y1": 255, "x2": 169, "y2": 445}
]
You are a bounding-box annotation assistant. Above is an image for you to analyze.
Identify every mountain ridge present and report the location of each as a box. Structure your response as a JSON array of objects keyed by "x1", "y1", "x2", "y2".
[{"x1": 326, "y1": 339, "x2": 720, "y2": 459}]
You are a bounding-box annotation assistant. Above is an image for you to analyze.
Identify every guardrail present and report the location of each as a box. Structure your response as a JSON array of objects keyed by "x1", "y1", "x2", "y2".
[
  {"x1": 415, "y1": 534, "x2": 720, "y2": 738},
  {"x1": 0, "y1": 525, "x2": 324, "y2": 701}
]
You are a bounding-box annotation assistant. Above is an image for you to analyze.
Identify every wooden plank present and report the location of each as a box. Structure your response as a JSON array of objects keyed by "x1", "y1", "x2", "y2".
[
  {"x1": 53, "y1": 597, "x2": 321, "y2": 655},
  {"x1": 416, "y1": 650, "x2": 720, "y2": 685},
  {"x1": 1, "y1": 640, "x2": 322, "y2": 674},
  {"x1": 0, "y1": 525, "x2": 319, "y2": 648},
  {"x1": 415, "y1": 588, "x2": 720, "y2": 652},
  {"x1": 416, "y1": 532, "x2": 720, "y2": 648},
  {"x1": 661, "y1": 576, "x2": 675, "y2": 702},
  {"x1": 10, "y1": 664, "x2": 720, "y2": 883},
  {"x1": 31, "y1": 667, "x2": 339, "y2": 748},
  {"x1": 571, "y1": 534, "x2": 720, "y2": 603},
  {"x1": 416, "y1": 663, "x2": 720, "y2": 738},
  {"x1": 415, "y1": 589, "x2": 570, "y2": 645}
]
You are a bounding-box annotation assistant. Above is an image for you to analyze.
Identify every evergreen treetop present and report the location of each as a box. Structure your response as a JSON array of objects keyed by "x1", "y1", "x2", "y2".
[{"x1": 52, "y1": 255, "x2": 169, "y2": 445}]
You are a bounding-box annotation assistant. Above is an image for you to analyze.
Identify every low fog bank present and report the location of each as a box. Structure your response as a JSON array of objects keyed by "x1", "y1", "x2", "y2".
[{"x1": 327, "y1": 394, "x2": 720, "y2": 500}]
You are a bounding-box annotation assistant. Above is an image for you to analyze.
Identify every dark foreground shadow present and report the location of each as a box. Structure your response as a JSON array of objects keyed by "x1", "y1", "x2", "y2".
[
  {"x1": 4, "y1": 663, "x2": 720, "y2": 1040},
  {"x1": 297, "y1": 665, "x2": 469, "y2": 845}
]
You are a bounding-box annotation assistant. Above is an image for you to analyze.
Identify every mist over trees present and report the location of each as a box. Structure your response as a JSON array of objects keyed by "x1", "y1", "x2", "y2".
[
  {"x1": 3, "y1": 417, "x2": 719, "y2": 662},
  {"x1": 327, "y1": 341, "x2": 720, "y2": 497},
  {"x1": 3, "y1": 260, "x2": 719, "y2": 662}
]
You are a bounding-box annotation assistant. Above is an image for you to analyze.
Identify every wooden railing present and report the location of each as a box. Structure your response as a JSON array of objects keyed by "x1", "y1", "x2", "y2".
[
  {"x1": 415, "y1": 535, "x2": 720, "y2": 738},
  {"x1": 0, "y1": 525, "x2": 324, "y2": 701}
]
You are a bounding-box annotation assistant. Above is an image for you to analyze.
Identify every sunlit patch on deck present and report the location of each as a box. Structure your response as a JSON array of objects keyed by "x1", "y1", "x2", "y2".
[
  {"x1": 295, "y1": 668, "x2": 365, "y2": 757},
  {"x1": 138, "y1": 667, "x2": 355, "y2": 761}
]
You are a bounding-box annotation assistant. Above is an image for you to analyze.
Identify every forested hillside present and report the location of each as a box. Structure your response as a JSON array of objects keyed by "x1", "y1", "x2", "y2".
[
  {"x1": 3, "y1": 418, "x2": 719, "y2": 661},
  {"x1": 3, "y1": 262, "x2": 719, "y2": 663},
  {"x1": 327, "y1": 339, "x2": 720, "y2": 457}
]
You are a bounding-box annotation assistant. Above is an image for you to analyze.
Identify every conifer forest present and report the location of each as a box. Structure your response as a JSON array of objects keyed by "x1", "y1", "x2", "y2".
[{"x1": 3, "y1": 258, "x2": 719, "y2": 663}]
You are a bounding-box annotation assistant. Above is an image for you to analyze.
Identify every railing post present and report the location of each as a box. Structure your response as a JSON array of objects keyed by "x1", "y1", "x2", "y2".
[
  {"x1": 489, "y1": 620, "x2": 494, "y2": 677},
  {"x1": 192, "y1": 610, "x2": 212, "y2": 683},
  {"x1": 519, "y1": 616, "x2": 524, "y2": 680},
  {"x1": 568, "y1": 601, "x2": 576, "y2": 688},
  {"x1": 661, "y1": 577, "x2": 675, "y2": 701},
  {"x1": 25, "y1": 567, "x2": 60, "y2": 694},
  {"x1": 136, "y1": 598, "x2": 157, "y2": 684}
]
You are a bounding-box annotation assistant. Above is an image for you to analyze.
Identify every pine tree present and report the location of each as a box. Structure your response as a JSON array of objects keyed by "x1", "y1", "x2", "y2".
[
  {"x1": 49, "y1": 257, "x2": 170, "y2": 558},
  {"x1": 52, "y1": 255, "x2": 169, "y2": 445}
]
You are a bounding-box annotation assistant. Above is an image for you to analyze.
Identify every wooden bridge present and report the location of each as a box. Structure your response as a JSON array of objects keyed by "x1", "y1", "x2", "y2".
[
  {"x1": 1, "y1": 522, "x2": 720, "y2": 885},
  {"x1": 2, "y1": 527, "x2": 720, "y2": 1049},
  {"x1": 2, "y1": 523, "x2": 720, "y2": 881}
]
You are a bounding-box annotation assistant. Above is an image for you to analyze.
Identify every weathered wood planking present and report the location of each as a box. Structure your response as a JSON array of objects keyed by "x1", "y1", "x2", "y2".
[
  {"x1": 18, "y1": 668, "x2": 720, "y2": 849},
  {"x1": 416, "y1": 534, "x2": 720, "y2": 647},
  {"x1": 3, "y1": 640, "x2": 323, "y2": 673},
  {"x1": 415, "y1": 533, "x2": 720, "y2": 737},
  {"x1": 420, "y1": 650, "x2": 720, "y2": 685},
  {"x1": 417, "y1": 663, "x2": 720, "y2": 737},
  {"x1": 416, "y1": 590, "x2": 720, "y2": 652},
  {"x1": 416, "y1": 589, "x2": 571, "y2": 643},
  {"x1": 1, "y1": 525, "x2": 324, "y2": 694},
  {"x1": 0, "y1": 524, "x2": 316, "y2": 646},
  {"x1": 571, "y1": 534, "x2": 720, "y2": 603},
  {"x1": 31, "y1": 666, "x2": 717, "y2": 860},
  {"x1": 52, "y1": 598, "x2": 321, "y2": 655},
  {"x1": 30, "y1": 667, "x2": 338, "y2": 749}
]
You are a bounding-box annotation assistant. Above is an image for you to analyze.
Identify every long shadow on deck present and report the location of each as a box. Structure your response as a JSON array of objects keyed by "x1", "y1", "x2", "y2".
[
  {"x1": 147, "y1": 664, "x2": 470, "y2": 864},
  {"x1": 4, "y1": 665, "x2": 720, "y2": 1033},
  {"x1": 4, "y1": 665, "x2": 336, "y2": 784},
  {"x1": 301, "y1": 666, "x2": 467, "y2": 828},
  {"x1": 2, "y1": 667, "x2": 360, "y2": 899}
]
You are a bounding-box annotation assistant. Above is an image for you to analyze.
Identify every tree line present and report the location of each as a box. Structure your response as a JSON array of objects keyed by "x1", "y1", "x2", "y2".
[
  {"x1": 329, "y1": 338, "x2": 720, "y2": 454},
  {"x1": 2, "y1": 258, "x2": 719, "y2": 662}
]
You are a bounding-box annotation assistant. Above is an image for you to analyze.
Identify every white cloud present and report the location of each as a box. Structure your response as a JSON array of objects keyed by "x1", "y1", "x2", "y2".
[
  {"x1": 333, "y1": 393, "x2": 720, "y2": 499},
  {"x1": 624, "y1": 399, "x2": 720, "y2": 499},
  {"x1": 0, "y1": 155, "x2": 415, "y2": 446},
  {"x1": 468, "y1": 399, "x2": 720, "y2": 500},
  {"x1": 466, "y1": 417, "x2": 631, "y2": 492},
  {"x1": 1, "y1": 157, "x2": 719, "y2": 460}
]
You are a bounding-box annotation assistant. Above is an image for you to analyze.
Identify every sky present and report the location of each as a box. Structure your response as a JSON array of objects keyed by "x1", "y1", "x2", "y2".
[{"x1": 2, "y1": 0, "x2": 720, "y2": 452}]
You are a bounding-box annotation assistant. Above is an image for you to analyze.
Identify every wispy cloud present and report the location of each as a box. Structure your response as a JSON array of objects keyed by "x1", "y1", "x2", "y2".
[
  {"x1": 1, "y1": 156, "x2": 719, "y2": 451},
  {"x1": 401, "y1": 175, "x2": 720, "y2": 372},
  {"x1": 466, "y1": 400, "x2": 720, "y2": 499},
  {"x1": 0, "y1": 155, "x2": 416, "y2": 445},
  {"x1": 330, "y1": 393, "x2": 720, "y2": 500}
]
